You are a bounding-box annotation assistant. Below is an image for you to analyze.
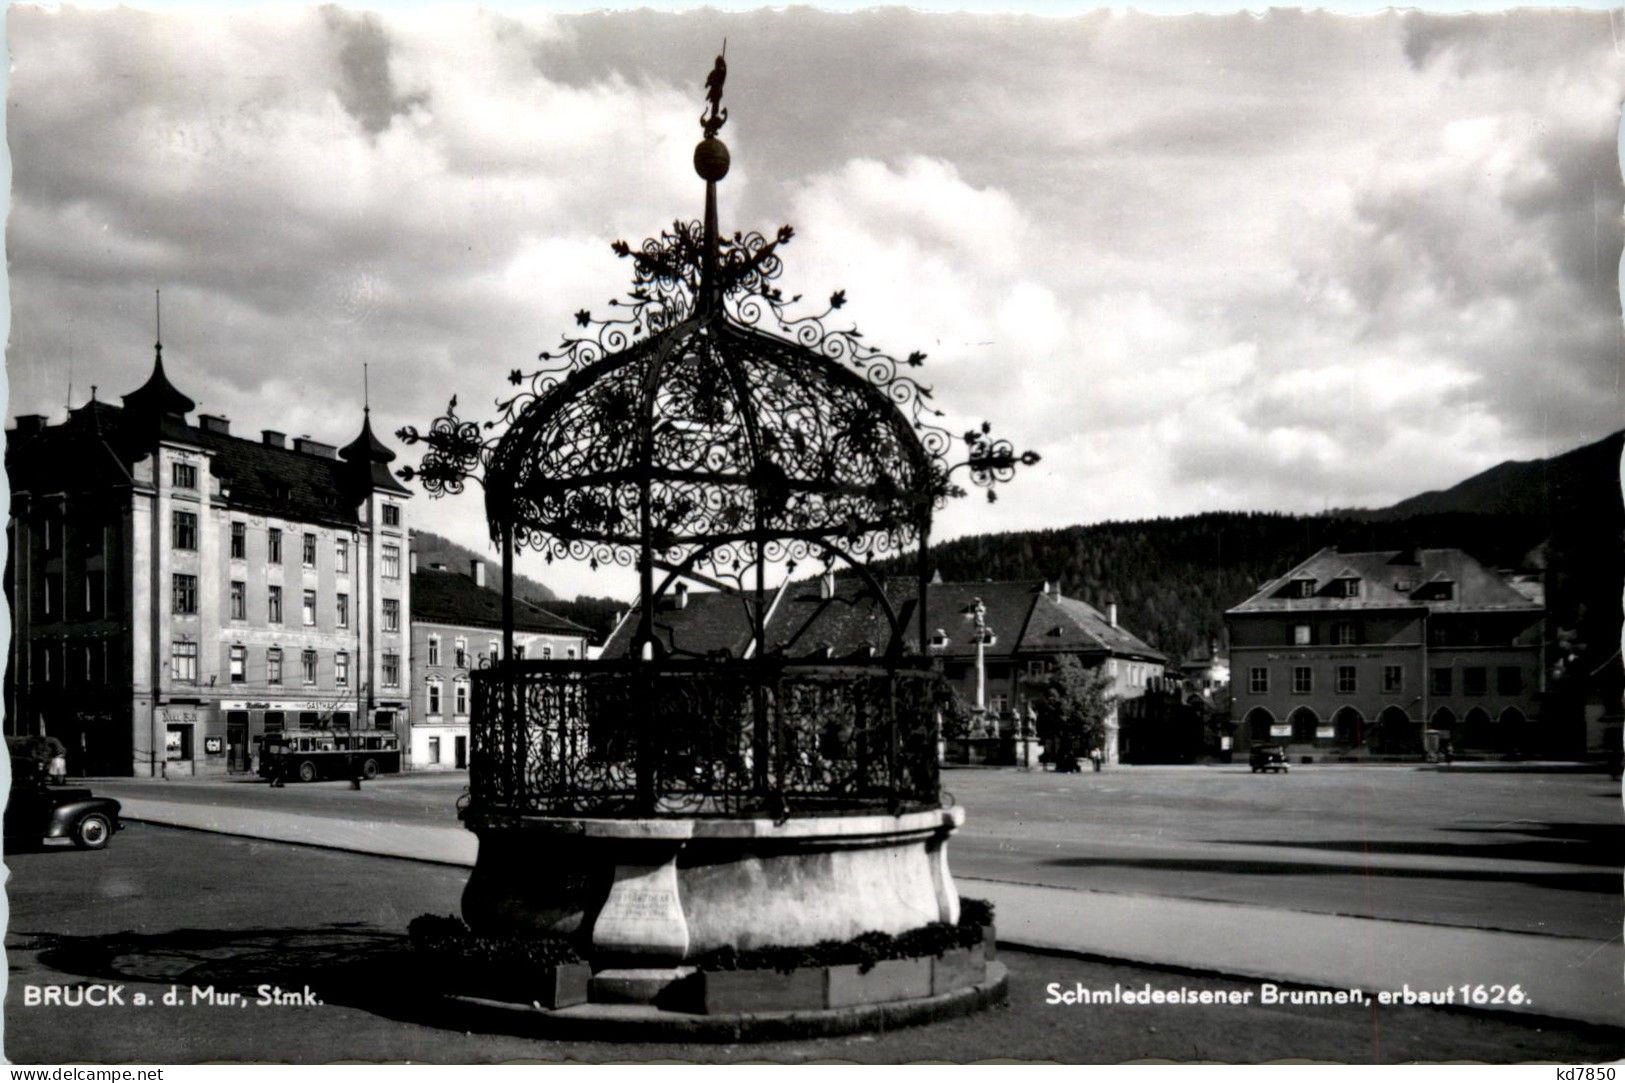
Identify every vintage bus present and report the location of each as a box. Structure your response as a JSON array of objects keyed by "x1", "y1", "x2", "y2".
[{"x1": 257, "y1": 731, "x2": 402, "y2": 783}]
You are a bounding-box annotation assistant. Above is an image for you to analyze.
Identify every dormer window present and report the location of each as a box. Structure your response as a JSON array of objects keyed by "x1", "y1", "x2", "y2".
[
  {"x1": 1336, "y1": 577, "x2": 1361, "y2": 598},
  {"x1": 1288, "y1": 577, "x2": 1315, "y2": 599},
  {"x1": 929, "y1": 629, "x2": 950, "y2": 649},
  {"x1": 977, "y1": 630, "x2": 997, "y2": 646}
]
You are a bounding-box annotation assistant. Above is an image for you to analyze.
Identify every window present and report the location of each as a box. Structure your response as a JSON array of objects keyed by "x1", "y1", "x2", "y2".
[
  {"x1": 1249, "y1": 667, "x2": 1269, "y2": 694},
  {"x1": 301, "y1": 649, "x2": 317, "y2": 685},
  {"x1": 1292, "y1": 624, "x2": 1313, "y2": 646},
  {"x1": 382, "y1": 651, "x2": 401, "y2": 688},
  {"x1": 1383, "y1": 665, "x2": 1404, "y2": 693},
  {"x1": 83, "y1": 571, "x2": 104, "y2": 618},
  {"x1": 263, "y1": 711, "x2": 285, "y2": 734},
  {"x1": 1290, "y1": 578, "x2": 1315, "y2": 599},
  {"x1": 490, "y1": 640, "x2": 501, "y2": 662},
  {"x1": 455, "y1": 638, "x2": 467, "y2": 668},
  {"x1": 84, "y1": 643, "x2": 97, "y2": 683},
  {"x1": 172, "y1": 573, "x2": 198, "y2": 615},
  {"x1": 427, "y1": 680, "x2": 443, "y2": 716},
  {"x1": 382, "y1": 544, "x2": 401, "y2": 579},
  {"x1": 336, "y1": 592, "x2": 349, "y2": 629},
  {"x1": 335, "y1": 651, "x2": 349, "y2": 687},
  {"x1": 268, "y1": 585, "x2": 283, "y2": 624},
  {"x1": 455, "y1": 681, "x2": 469, "y2": 717},
  {"x1": 1497, "y1": 666, "x2": 1523, "y2": 696},
  {"x1": 514, "y1": 645, "x2": 527, "y2": 660},
  {"x1": 427, "y1": 736, "x2": 441, "y2": 764},
  {"x1": 1463, "y1": 666, "x2": 1487, "y2": 696},
  {"x1": 1430, "y1": 668, "x2": 1453, "y2": 696},
  {"x1": 268, "y1": 528, "x2": 283, "y2": 564},
  {"x1": 1336, "y1": 666, "x2": 1357, "y2": 694},
  {"x1": 172, "y1": 510, "x2": 197, "y2": 550},
  {"x1": 383, "y1": 598, "x2": 400, "y2": 632},
  {"x1": 172, "y1": 462, "x2": 197, "y2": 489},
  {"x1": 427, "y1": 636, "x2": 440, "y2": 666},
  {"x1": 303, "y1": 590, "x2": 317, "y2": 626},
  {"x1": 1025, "y1": 660, "x2": 1048, "y2": 678},
  {"x1": 335, "y1": 538, "x2": 349, "y2": 574},
  {"x1": 171, "y1": 641, "x2": 199, "y2": 683},
  {"x1": 382, "y1": 503, "x2": 401, "y2": 527},
  {"x1": 267, "y1": 648, "x2": 283, "y2": 685},
  {"x1": 989, "y1": 694, "x2": 1010, "y2": 715},
  {"x1": 566, "y1": 647, "x2": 577, "y2": 660},
  {"x1": 41, "y1": 516, "x2": 54, "y2": 553},
  {"x1": 1330, "y1": 622, "x2": 1359, "y2": 646},
  {"x1": 541, "y1": 645, "x2": 554, "y2": 661},
  {"x1": 229, "y1": 581, "x2": 246, "y2": 620},
  {"x1": 229, "y1": 522, "x2": 246, "y2": 560},
  {"x1": 1337, "y1": 577, "x2": 1361, "y2": 598},
  {"x1": 43, "y1": 572, "x2": 60, "y2": 616},
  {"x1": 302, "y1": 533, "x2": 317, "y2": 567},
  {"x1": 1292, "y1": 666, "x2": 1312, "y2": 694},
  {"x1": 229, "y1": 645, "x2": 246, "y2": 684}
]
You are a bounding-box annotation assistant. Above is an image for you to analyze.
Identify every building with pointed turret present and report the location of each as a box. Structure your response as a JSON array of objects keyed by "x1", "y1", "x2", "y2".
[{"x1": 5, "y1": 345, "x2": 412, "y2": 777}]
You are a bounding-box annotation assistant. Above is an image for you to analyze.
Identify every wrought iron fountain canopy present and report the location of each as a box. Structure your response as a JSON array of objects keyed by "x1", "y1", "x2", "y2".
[{"x1": 400, "y1": 55, "x2": 1036, "y2": 819}]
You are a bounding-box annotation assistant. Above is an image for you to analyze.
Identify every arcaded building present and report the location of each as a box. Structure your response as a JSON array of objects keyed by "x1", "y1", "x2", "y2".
[{"x1": 1226, "y1": 547, "x2": 1544, "y2": 756}]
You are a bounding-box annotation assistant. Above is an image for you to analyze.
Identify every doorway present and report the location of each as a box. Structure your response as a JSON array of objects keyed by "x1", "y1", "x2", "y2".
[
  {"x1": 455, "y1": 735, "x2": 468, "y2": 769},
  {"x1": 226, "y1": 711, "x2": 250, "y2": 773}
]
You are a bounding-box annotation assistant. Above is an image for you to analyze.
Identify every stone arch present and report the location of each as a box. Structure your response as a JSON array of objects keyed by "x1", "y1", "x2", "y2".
[
  {"x1": 1430, "y1": 707, "x2": 1458, "y2": 734},
  {"x1": 1462, "y1": 707, "x2": 1494, "y2": 751},
  {"x1": 1288, "y1": 706, "x2": 1320, "y2": 743},
  {"x1": 1373, "y1": 705, "x2": 1416, "y2": 754},
  {"x1": 1331, "y1": 706, "x2": 1364, "y2": 746},
  {"x1": 1245, "y1": 707, "x2": 1276, "y2": 743}
]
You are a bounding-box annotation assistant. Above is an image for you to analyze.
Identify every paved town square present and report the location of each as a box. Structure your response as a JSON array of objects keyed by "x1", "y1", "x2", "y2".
[
  {"x1": 91, "y1": 762, "x2": 1622, "y2": 939},
  {"x1": 7, "y1": 820, "x2": 1622, "y2": 1064}
]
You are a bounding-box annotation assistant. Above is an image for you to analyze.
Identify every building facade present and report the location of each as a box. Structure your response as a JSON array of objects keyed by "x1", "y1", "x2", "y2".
[
  {"x1": 1226, "y1": 547, "x2": 1544, "y2": 757},
  {"x1": 407, "y1": 556, "x2": 589, "y2": 770},
  {"x1": 5, "y1": 349, "x2": 412, "y2": 777}
]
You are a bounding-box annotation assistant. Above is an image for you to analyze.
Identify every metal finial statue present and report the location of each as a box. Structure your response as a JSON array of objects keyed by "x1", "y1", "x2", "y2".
[{"x1": 701, "y1": 50, "x2": 727, "y2": 138}]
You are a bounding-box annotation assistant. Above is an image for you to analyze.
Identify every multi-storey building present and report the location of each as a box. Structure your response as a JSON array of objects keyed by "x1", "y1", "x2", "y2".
[
  {"x1": 601, "y1": 576, "x2": 1166, "y2": 764},
  {"x1": 406, "y1": 555, "x2": 589, "y2": 770},
  {"x1": 1226, "y1": 547, "x2": 1544, "y2": 757},
  {"x1": 5, "y1": 347, "x2": 412, "y2": 777}
]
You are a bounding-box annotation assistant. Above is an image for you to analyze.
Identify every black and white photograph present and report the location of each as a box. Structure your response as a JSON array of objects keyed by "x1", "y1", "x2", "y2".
[{"x1": 2, "y1": 1, "x2": 1621, "y2": 1067}]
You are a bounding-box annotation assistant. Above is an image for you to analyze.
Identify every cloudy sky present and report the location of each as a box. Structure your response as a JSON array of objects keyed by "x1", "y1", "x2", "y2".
[{"x1": 7, "y1": 5, "x2": 1622, "y2": 599}]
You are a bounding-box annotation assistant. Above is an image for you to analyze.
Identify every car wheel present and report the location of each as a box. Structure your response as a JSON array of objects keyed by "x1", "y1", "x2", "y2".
[
  {"x1": 297, "y1": 760, "x2": 318, "y2": 783},
  {"x1": 361, "y1": 758, "x2": 379, "y2": 780},
  {"x1": 73, "y1": 813, "x2": 112, "y2": 850}
]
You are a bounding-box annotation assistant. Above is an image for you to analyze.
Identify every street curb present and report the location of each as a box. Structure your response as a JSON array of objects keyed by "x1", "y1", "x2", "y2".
[{"x1": 117, "y1": 814, "x2": 476, "y2": 871}]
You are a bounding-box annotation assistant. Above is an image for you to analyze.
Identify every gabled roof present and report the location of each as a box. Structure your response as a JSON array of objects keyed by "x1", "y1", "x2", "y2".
[
  {"x1": 411, "y1": 567, "x2": 590, "y2": 637},
  {"x1": 600, "y1": 584, "x2": 778, "y2": 659},
  {"x1": 601, "y1": 577, "x2": 1165, "y2": 663},
  {"x1": 339, "y1": 410, "x2": 411, "y2": 496},
  {"x1": 1226, "y1": 547, "x2": 1543, "y2": 615}
]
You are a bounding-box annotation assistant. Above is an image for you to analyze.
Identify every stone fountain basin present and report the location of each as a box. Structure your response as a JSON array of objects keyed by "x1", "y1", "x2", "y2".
[{"x1": 461, "y1": 806, "x2": 965, "y2": 962}]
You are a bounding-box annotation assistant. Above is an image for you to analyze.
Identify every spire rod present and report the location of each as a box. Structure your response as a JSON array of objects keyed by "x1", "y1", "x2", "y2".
[
  {"x1": 363, "y1": 362, "x2": 370, "y2": 415},
  {"x1": 155, "y1": 288, "x2": 162, "y2": 353},
  {"x1": 694, "y1": 49, "x2": 732, "y2": 314}
]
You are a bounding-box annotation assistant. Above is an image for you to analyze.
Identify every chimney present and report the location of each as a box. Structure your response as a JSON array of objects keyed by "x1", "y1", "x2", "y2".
[
  {"x1": 199, "y1": 414, "x2": 230, "y2": 435},
  {"x1": 1044, "y1": 580, "x2": 1061, "y2": 599},
  {"x1": 470, "y1": 559, "x2": 486, "y2": 588},
  {"x1": 675, "y1": 582, "x2": 689, "y2": 610},
  {"x1": 13, "y1": 415, "x2": 46, "y2": 434},
  {"x1": 1107, "y1": 603, "x2": 1118, "y2": 628},
  {"x1": 1209, "y1": 637, "x2": 1219, "y2": 659},
  {"x1": 293, "y1": 436, "x2": 338, "y2": 459},
  {"x1": 262, "y1": 430, "x2": 286, "y2": 448},
  {"x1": 820, "y1": 570, "x2": 836, "y2": 600},
  {"x1": 409, "y1": 550, "x2": 418, "y2": 574}
]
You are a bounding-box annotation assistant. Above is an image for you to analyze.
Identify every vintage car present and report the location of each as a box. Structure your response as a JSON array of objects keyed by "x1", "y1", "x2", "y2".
[
  {"x1": 5, "y1": 758, "x2": 122, "y2": 850},
  {"x1": 1248, "y1": 743, "x2": 1290, "y2": 773}
]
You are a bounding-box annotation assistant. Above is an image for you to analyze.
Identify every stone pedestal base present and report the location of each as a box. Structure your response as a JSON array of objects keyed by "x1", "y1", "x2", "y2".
[{"x1": 461, "y1": 807, "x2": 964, "y2": 962}]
